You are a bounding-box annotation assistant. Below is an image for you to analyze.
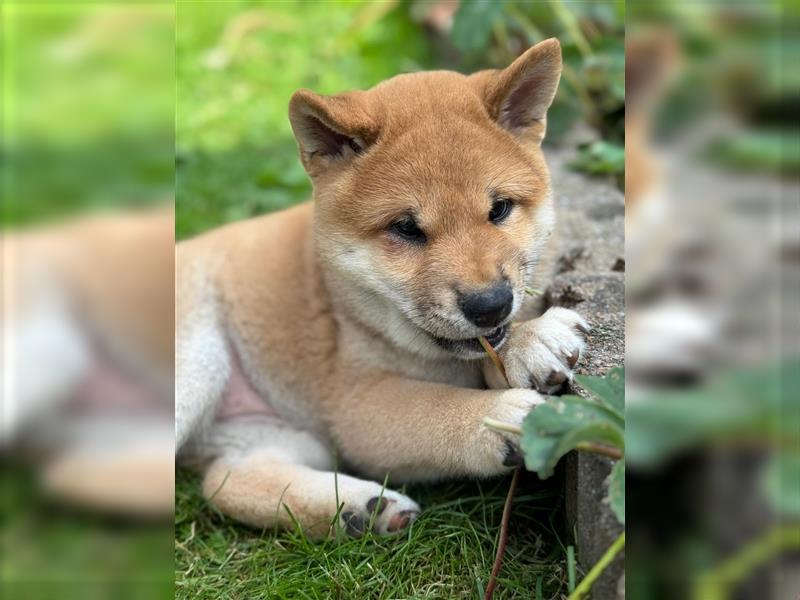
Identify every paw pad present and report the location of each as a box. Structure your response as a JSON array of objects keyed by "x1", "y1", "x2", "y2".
[
  {"x1": 387, "y1": 510, "x2": 419, "y2": 532},
  {"x1": 366, "y1": 496, "x2": 390, "y2": 515},
  {"x1": 546, "y1": 370, "x2": 568, "y2": 387},
  {"x1": 341, "y1": 511, "x2": 365, "y2": 537}
]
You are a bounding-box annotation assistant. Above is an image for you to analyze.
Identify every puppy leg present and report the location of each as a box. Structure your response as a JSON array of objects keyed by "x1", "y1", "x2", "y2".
[
  {"x1": 324, "y1": 374, "x2": 544, "y2": 482},
  {"x1": 199, "y1": 419, "x2": 420, "y2": 538},
  {"x1": 40, "y1": 414, "x2": 174, "y2": 518}
]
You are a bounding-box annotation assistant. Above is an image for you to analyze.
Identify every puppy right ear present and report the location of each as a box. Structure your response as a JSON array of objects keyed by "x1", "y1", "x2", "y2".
[
  {"x1": 288, "y1": 90, "x2": 378, "y2": 177},
  {"x1": 474, "y1": 38, "x2": 562, "y2": 146}
]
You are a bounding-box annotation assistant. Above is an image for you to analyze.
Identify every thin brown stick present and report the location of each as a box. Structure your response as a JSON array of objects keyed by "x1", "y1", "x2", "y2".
[
  {"x1": 484, "y1": 467, "x2": 520, "y2": 600},
  {"x1": 478, "y1": 335, "x2": 510, "y2": 387},
  {"x1": 576, "y1": 442, "x2": 623, "y2": 460}
]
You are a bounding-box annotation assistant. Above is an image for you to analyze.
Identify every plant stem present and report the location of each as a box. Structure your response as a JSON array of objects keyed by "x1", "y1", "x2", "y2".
[
  {"x1": 693, "y1": 524, "x2": 800, "y2": 600},
  {"x1": 575, "y1": 442, "x2": 623, "y2": 460},
  {"x1": 483, "y1": 417, "x2": 522, "y2": 436},
  {"x1": 567, "y1": 545, "x2": 577, "y2": 592},
  {"x1": 525, "y1": 286, "x2": 544, "y2": 296},
  {"x1": 567, "y1": 531, "x2": 625, "y2": 600},
  {"x1": 484, "y1": 468, "x2": 520, "y2": 600}
]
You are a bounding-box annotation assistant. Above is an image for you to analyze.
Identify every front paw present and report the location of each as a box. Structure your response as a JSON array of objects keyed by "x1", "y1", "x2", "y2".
[
  {"x1": 488, "y1": 307, "x2": 590, "y2": 394},
  {"x1": 471, "y1": 389, "x2": 543, "y2": 476}
]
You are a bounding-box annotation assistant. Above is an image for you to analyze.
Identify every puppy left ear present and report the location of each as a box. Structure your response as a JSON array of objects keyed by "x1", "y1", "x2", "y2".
[
  {"x1": 475, "y1": 38, "x2": 562, "y2": 145},
  {"x1": 289, "y1": 89, "x2": 378, "y2": 178}
]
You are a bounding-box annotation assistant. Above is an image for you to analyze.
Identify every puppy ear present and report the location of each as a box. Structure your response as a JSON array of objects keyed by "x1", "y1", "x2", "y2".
[
  {"x1": 476, "y1": 38, "x2": 562, "y2": 145},
  {"x1": 289, "y1": 89, "x2": 378, "y2": 177}
]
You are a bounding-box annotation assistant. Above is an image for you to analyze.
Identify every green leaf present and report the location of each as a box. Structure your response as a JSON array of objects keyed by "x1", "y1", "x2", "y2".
[
  {"x1": 568, "y1": 141, "x2": 625, "y2": 176},
  {"x1": 526, "y1": 395, "x2": 623, "y2": 435},
  {"x1": 551, "y1": 422, "x2": 624, "y2": 462},
  {"x1": 575, "y1": 367, "x2": 625, "y2": 419},
  {"x1": 704, "y1": 129, "x2": 800, "y2": 175},
  {"x1": 607, "y1": 459, "x2": 625, "y2": 524},
  {"x1": 521, "y1": 394, "x2": 624, "y2": 479},
  {"x1": 626, "y1": 360, "x2": 799, "y2": 467}
]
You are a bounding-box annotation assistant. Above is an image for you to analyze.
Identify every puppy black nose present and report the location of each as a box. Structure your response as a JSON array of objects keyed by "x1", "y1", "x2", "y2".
[{"x1": 459, "y1": 282, "x2": 514, "y2": 328}]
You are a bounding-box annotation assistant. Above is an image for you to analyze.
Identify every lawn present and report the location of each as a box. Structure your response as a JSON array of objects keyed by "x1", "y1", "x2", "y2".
[{"x1": 175, "y1": 469, "x2": 572, "y2": 599}]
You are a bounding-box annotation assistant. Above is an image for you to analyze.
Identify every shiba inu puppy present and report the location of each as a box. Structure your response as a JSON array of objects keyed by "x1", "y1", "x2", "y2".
[{"x1": 177, "y1": 39, "x2": 589, "y2": 538}]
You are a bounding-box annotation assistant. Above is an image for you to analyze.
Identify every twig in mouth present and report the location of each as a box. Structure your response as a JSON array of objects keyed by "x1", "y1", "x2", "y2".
[{"x1": 478, "y1": 335, "x2": 510, "y2": 387}]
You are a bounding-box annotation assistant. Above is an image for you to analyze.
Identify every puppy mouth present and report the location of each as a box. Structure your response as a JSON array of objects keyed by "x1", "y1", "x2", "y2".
[{"x1": 431, "y1": 325, "x2": 508, "y2": 357}]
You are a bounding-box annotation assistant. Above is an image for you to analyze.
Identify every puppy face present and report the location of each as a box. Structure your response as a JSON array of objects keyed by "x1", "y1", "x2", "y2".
[{"x1": 290, "y1": 40, "x2": 562, "y2": 359}]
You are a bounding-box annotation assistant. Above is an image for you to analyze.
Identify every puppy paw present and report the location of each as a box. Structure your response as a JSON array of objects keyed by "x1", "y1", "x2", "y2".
[
  {"x1": 339, "y1": 489, "x2": 420, "y2": 537},
  {"x1": 490, "y1": 307, "x2": 590, "y2": 394},
  {"x1": 470, "y1": 389, "x2": 543, "y2": 476}
]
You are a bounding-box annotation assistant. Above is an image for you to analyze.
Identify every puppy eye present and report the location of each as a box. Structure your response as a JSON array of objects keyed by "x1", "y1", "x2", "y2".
[
  {"x1": 390, "y1": 217, "x2": 426, "y2": 243},
  {"x1": 488, "y1": 198, "x2": 513, "y2": 224}
]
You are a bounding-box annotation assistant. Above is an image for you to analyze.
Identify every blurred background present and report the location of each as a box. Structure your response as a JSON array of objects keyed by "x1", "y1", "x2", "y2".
[
  {"x1": 2, "y1": 3, "x2": 175, "y2": 600},
  {"x1": 625, "y1": 2, "x2": 798, "y2": 599}
]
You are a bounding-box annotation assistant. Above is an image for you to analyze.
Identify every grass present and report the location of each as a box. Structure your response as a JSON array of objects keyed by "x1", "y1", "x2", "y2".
[
  {"x1": 175, "y1": 468, "x2": 572, "y2": 600},
  {"x1": 0, "y1": 464, "x2": 174, "y2": 600}
]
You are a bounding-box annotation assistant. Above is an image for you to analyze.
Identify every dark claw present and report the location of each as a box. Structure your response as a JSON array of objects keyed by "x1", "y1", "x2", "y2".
[
  {"x1": 367, "y1": 496, "x2": 389, "y2": 516},
  {"x1": 575, "y1": 321, "x2": 591, "y2": 335},
  {"x1": 546, "y1": 370, "x2": 568, "y2": 387},
  {"x1": 567, "y1": 349, "x2": 580, "y2": 368},
  {"x1": 503, "y1": 440, "x2": 524, "y2": 467},
  {"x1": 341, "y1": 511, "x2": 365, "y2": 537}
]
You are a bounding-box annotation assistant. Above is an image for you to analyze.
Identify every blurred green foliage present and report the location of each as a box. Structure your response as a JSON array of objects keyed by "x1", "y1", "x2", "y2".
[
  {"x1": 0, "y1": 464, "x2": 174, "y2": 600},
  {"x1": 569, "y1": 140, "x2": 625, "y2": 185},
  {"x1": 176, "y1": 1, "x2": 432, "y2": 237},
  {"x1": 633, "y1": 1, "x2": 796, "y2": 177},
  {"x1": 176, "y1": 0, "x2": 624, "y2": 239},
  {"x1": 1, "y1": 4, "x2": 174, "y2": 227},
  {"x1": 627, "y1": 360, "x2": 800, "y2": 519}
]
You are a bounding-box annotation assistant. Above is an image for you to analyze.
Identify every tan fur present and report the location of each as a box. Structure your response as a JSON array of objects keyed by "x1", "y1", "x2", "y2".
[
  {"x1": 625, "y1": 30, "x2": 679, "y2": 210},
  {"x1": 177, "y1": 40, "x2": 589, "y2": 538},
  {"x1": 3, "y1": 206, "x2": 175, "y2": 517}
]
